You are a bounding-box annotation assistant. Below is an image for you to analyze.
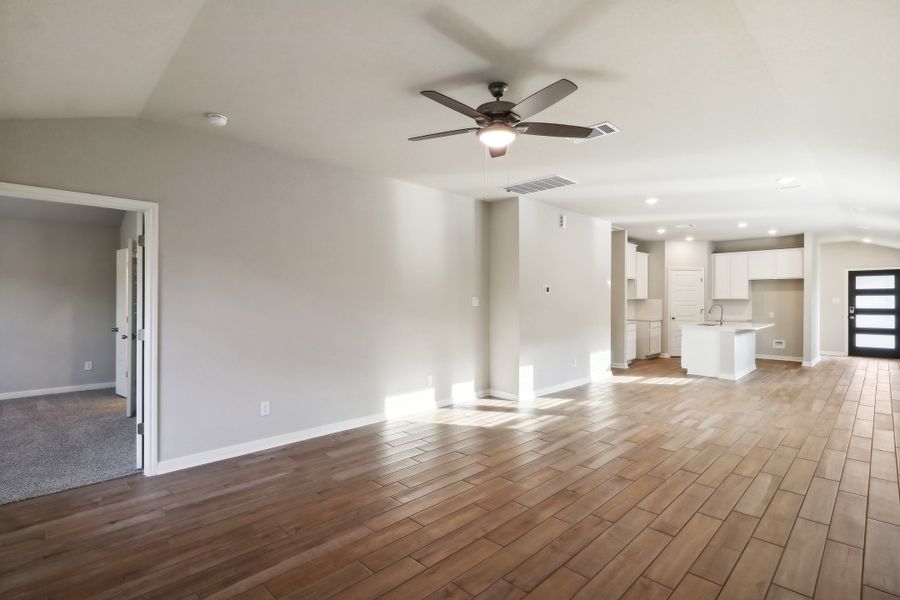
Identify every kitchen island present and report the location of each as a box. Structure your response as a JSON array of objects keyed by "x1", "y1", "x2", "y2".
[{"x1": 681, "y1": 322, "x2": 774, "y2": 380}]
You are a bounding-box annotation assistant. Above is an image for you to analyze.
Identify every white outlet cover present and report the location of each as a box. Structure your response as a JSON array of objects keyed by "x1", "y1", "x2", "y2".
[
  {"x1": 260, "y1": 401, "x2": 271, "y2": 416},
  {"x1": 84, "y1": 361, "x2": 93, "y2": 371},
  {"x1": 472, "y1": 296, "x2": 480, "y2": 307},
  {"x1": 769, "y1": 312, "x2": 775, "y2": 318}
]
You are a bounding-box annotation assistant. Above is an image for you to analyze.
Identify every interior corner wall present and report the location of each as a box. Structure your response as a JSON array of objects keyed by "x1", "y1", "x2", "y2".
[
  {"x1": 802, "y1": 233, "x2": 819, "y2": 365},
  {"x1": 518, "y1": 197, "x2": 611, "y2": 395},
  {"x1": 0, "y1": 118, "x2": 488, "y2": 464},
  {"x1": 818, "y1": 241, "x2": 900, "y2": 355},
  {"x1": 610, "y1": 230, "x2": 627, "y2": 366},
  {"x1": 487, "y1": 199, "x2": 519, "y2": 397},
  {"x1": 0, "y1": 216, "x2": 119, "y2": 394}
]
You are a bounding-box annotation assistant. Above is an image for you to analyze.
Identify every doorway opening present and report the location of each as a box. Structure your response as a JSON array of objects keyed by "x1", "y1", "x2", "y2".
[
  {"x1": 0, "y1": 182, "x2": 158, "y2": 503},
  {"x1": 848, "y1": 269, "x2": 900, "y2": 358}
]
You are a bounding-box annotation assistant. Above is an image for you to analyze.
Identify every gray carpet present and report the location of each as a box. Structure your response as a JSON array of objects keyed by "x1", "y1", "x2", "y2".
[{"x1": 0, "y1": 388, "x2": 137, "y2": 505}]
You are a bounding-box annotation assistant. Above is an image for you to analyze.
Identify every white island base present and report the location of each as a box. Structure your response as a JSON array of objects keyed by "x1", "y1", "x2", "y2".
[{"x1": 680, "y1": 322, "x2": 774, "y2": 380}]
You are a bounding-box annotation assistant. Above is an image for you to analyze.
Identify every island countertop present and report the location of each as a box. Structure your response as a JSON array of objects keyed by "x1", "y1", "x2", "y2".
[{"x1": 680, "y1": 322, "x2": 774, "y2": 333}]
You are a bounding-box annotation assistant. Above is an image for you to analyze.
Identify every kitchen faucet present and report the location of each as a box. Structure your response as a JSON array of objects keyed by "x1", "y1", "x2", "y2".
[{"x1": 708, "y1": 303, "x2": 724, "y2": 326}]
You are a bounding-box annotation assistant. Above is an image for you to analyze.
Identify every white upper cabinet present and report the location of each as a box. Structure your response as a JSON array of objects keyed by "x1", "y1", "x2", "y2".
[
  {"x1": 715, "y1": 248, "x2": 803, "y2": 297},
  {"x1": 635, "y1": 252, "x2": 649, "y2": 299},
  {"x1": 714, "y1": 253, "x2": 750, "y2": 300},
  {"x1": 775, "y1": 248, "x2": 804, "y2": 278},
  {"x1": 749, "y1": 250, "x2": 777, "y2": 279},
  {"x1": 626, "y1": 243, "x2": 637, "y2": 280}
]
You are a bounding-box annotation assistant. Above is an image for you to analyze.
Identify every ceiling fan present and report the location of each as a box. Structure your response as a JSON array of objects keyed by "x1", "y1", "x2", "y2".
[{"x1": 408, "y1": 79, "x2": 594, "y2": 158}]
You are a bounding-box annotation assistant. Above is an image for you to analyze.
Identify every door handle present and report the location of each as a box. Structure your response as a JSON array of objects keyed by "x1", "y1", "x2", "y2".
[{"x1": 121, "y1": 334, "x2": 128, "y2": 339}]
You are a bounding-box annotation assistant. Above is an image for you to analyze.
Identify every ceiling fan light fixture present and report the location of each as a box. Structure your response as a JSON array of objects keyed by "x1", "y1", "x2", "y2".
[{"x1": 478, "y1": 124, "x2": 517, "y2": 148}]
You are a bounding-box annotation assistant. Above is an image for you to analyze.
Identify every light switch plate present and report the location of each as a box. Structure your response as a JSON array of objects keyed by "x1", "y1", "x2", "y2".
[
  {"x1": 472, "y1": 296, "x2": 479, "y2": 307},
  {"x1": 425, "y1": 374, "x2": 433, "y2": 387},
  {"x1": 84, "y1": 361, "x2": 93, "y2": 371},
  {"x1": 260, "y1": 401, "x2": 271, "y2": 416}
]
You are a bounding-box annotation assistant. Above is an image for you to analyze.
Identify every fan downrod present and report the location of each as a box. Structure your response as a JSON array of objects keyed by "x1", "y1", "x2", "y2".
[{"x1": 488, "y1": 82, "x2": 509, "y2": 100}]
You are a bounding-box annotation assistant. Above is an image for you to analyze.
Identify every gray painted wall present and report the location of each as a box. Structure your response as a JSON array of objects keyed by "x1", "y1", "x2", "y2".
[
  {"x1": 0, "y1": 118, "x2": 489, "y2": 461},
  {"x1": 0, "y1": 216, "x2": 119, "y2": 394},
  {"x1": 487, "y1": 199, "x2": 519, "y2": 397},
  {"x1": 819, "y1": 241, "x2": 900, "y2": 354},
  {"x1": 518, "y1": 197, "x2": 611, "y2": 394}
]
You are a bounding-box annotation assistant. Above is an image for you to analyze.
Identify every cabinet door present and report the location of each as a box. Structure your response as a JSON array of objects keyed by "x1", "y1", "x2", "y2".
[
  {"x1": 636, "y1": 252, "x2": 649, "y2": 299},
  {"x1": 776, "y1": 248, "x2": 804, "y2": 278},
  {"x1": 626, "y1": 243, "x2": 637, "y2": 279},
  {"x1": 713, "y1": 254, "x2": 732, "y2": 299},
  {"x1": 749, "y1": 250, "x2": 777, "y2": 279},
  {"x1": 730, "y1": 253, "x2": 750, "y2": 299},
  {"x1": 649, "y1": 326, "x2": 661, "y2": 355},
  {"x1": 626, "y1": 326, "x2": 637, "y2": 361}
]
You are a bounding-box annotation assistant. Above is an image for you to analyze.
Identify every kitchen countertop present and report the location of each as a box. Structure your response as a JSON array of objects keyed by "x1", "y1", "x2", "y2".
[{"x1": 680, "y1": 322, "x2": 774, "y2": 333}]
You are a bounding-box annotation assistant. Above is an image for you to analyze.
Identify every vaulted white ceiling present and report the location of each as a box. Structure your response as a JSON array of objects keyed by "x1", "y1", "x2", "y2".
[{"x1": 1, "y1": 0, "x2": 898, "y2": 243}]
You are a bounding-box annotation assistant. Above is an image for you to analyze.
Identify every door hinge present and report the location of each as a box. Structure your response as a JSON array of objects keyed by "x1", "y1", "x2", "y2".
[
  {"x1": 137, "y1": 422, "x2": 144, "y2": 435},
  {"x1": 138, "y1": 234, "x2": 145, "y2": 247}
]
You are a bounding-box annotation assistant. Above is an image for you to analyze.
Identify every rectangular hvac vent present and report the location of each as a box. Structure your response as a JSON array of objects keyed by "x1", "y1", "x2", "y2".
[
  {"x1": 570, "y1": 121, "x2": 620, "y2": 144},
  {"x1": 503, "y1": 175, "x2": 576, "y2": 195}
]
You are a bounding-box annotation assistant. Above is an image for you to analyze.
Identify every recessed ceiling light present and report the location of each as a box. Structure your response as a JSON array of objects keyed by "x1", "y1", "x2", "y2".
[
  {"x1": 205, "y1": 112, "x2": 228, "y2": 127},
  {"x1": 685, "y1": 236, "x2": 694, "y2": 242},
  {"x1": 674, "y1": 224, "x2": 694, "y2": 229},
  {"x1": 863, "y1": 238, "x2": 872, "y2": 244},
  {"x1": 738, "y1": 222, "x2": 748, "y2": 228},
  {"x1": 858, "y1": 225, "x2": 870, "y2": 230},
  {"x1": 768, "y1": 229, "x2": 778, "y2": 235},
  {"x1": 645, "y1": 197, "x2": 659, "y2": 205},
  {"x1": 852, "y1": 206, "x2": 867, "y2": 212},
  {"x1": 776, "y1": 176, "x2": 797, "y2": 186},
  {"x1": 656, "y1": 228, "x2": 666, "y2": 234}
]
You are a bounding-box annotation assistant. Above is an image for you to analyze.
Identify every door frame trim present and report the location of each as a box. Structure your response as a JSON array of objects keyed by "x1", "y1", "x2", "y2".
[
  {"x1": 843, "y1": 266, "x2": 900, "y2": 357},
  {"x1": 667, "y1": 266, "x2": 705, "y2": 357},
  {"x1": 0, "y1": 181, "x2": 160, "y2": 476}
]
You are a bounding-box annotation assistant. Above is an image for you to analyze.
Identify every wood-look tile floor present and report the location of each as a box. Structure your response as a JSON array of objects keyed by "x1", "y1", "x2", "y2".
[{"x1": 1, "y1": 357, "x2": 899, "y2": 599}]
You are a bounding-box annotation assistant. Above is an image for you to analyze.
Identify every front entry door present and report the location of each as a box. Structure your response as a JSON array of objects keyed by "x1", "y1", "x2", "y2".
[{"x1": 849, "y1": 269, "x2": 900, "y2": 358}]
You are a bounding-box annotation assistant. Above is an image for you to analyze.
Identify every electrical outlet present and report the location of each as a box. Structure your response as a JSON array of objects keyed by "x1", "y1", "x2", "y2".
[
  {"x1": 260, "y1": 401, "x2": 271, "y2": 416},
  {"x1": 543, "y1": 285, "x2": 551, "y2": 294},
  {"x1": 425, "y1": 374, "x2": 433, "y2": 387},
  {"x1": 84, "y1": 361, "x2": 93, "y2": 371},
  {"x1": 769, "y1": 312, "x2": 775, "y2": 319},
  {"x1": 471, "y1": 296, "x2": 480, "y2": 307}
]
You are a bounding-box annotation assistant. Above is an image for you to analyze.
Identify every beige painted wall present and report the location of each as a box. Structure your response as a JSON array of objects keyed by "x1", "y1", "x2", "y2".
[
  {"x1": 0, "y1": 118, "x2": 489, "y2": 461},
  {"x1": 750, "y1": 280, "x2": 804, "y2": 358},
  {"x1": 819, "y1": 241, "x2": 900, "y2": 354},
  {"x1": 0, "y1": 216, "x2": 119, "y2": 393},
  {"x1": 610, "y1": 230, "x2": 627, "y2": 366}
]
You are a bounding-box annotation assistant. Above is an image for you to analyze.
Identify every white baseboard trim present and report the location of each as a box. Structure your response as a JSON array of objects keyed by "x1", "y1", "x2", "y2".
[
  {"x1": 533, "y1": 376, "x2": 592, "y2": 397},
  {"x1": 0, "y1": 381, "x2": 115, "y2": 401},
  {"x1": 659, "y1": 353, "x2": 671, "y2": 358},
  {"x1": 481, "y1": 389, "x2": 519, "y2": 401},
  {"x1": 755, "y1": 354, "x2": 803, "y2": 363},
  {"x1": 156, "y1": 411, "x2": 387, "y2": 475},
  {"x1": 820, "y1": 350, "x2": 848, "y2": 357},
  {"x1": 611, "y1": 362, "x2": 629, "y2": 369},
  {"x1": 802, "y1": 355, "x2": 822, "y2": 367}
]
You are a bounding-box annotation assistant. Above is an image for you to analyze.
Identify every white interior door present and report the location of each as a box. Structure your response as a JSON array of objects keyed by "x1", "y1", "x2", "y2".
[
  {"x1": 115, "y1": 248, "x2": 131, "y2": 397},
  {"x1": 134, "y1": 239, "x2": 144, "y2": 470},
  {"x1": 669, "y1": 268, "x2": 705, "y2": 357}
]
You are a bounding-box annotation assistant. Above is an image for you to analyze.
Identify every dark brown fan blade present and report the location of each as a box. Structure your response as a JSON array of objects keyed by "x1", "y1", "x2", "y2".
[
  {"x1": 489, "y1": 146, "x2": 508, "y2": 158},
  {"x1": 511, "y1": 79, "x2": 577, "y2": 120},
  {"x1": 408, "y1": 127, "x2": 479, "y2": 141},
  {"x1": 420, "y1": 91, "x2": 486, "y2": 121},
  {"x1": 518, "y1": 122, "x2": 593, "y2": 138}
]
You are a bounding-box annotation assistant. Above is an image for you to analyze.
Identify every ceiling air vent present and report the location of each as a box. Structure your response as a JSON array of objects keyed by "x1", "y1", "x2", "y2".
[
  {"x1": 570, "y1": 121, "x2": 620, "y2": 144},
  {"x1": 503, "y1": 175, "x2": 576, "y2": 195}
]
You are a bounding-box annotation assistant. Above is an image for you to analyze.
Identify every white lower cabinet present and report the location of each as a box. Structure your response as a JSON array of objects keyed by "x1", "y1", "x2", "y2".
[
  {"x1": 636, "y1": 321, "x2": 662, "y2": 358},
  {"x1": 626, "y1": 322, "x2": 637, "y2": 362}
]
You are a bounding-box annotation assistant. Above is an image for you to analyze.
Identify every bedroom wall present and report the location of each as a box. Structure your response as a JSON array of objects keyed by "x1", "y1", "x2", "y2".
[{"x1": 0, "y1": 216, "x2": 119, "y2": 396}]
